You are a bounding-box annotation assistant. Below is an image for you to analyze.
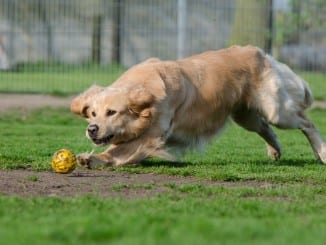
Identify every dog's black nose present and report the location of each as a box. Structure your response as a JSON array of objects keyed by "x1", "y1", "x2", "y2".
[{"x1": 87, "y1": 124, "x2": 99, "y2": 138}]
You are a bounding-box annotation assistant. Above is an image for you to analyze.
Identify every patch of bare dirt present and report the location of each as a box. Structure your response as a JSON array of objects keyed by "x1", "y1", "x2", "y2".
[
  {"x1": 0, "y1": 169, "x2": 197, "y2": 198},
  {"x1": 0, "y1": 169, "x2": 276, "y2": 198},
  {"x1": 0, "y1": 170, "x2": 172, "y2": 198},
  {"x1": 312, "y1": 100, "x2": 326, "y2": 109}
]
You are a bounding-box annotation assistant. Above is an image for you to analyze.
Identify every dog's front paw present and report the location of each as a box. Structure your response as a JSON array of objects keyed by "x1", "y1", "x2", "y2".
[
  {"x1": 76, "y1": 153, "x2": 92, "y2": 169},
  {"x1": 77, "y1": 152, "x2": 113, "y2": 169}
]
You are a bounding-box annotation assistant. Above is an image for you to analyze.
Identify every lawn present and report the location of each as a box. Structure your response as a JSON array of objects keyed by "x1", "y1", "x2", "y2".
[
  {"x1": 0, "y1": 64, "x2": 325, "y2": 100},
  {"x1": 1, "y1": 186, "x2": 325, "y2": 245},
  {"x1": 0, "y1": 63, "x2": 124, "y2": 95},
  {"x1": 299, "y1": 71, "x2": 326, "y2": 100},
  {"x1": 0, "y1": 107, "x2": 326, "y2": 244}
]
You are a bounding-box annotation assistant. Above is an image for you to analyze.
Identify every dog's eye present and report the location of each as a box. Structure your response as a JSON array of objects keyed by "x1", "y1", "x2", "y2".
[
  {"x1": 106, "y1": 110, "x2": 116, "y2": 116},
  {"x1": 91, "y1": 111, "x2": 96, "y2": 117}
]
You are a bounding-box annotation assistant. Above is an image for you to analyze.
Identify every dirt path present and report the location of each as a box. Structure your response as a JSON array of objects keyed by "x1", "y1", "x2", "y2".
[
  {"x1": 0, "y1": 93, "x2": 74, "y2": 112},
  {"x1": 0, "y1": 169, "x2": 275, "y2": 198},
  {"x1": 0, "y1": 169, "x2": 195, "y2": 198},
  {"x1": 313, "y1": 100, "x2": 326, "y2": 109}
]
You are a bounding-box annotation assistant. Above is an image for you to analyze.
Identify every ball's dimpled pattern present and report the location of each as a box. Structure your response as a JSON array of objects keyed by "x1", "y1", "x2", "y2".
[{"x1": 51, "y1": 149, "x2": 77, "y2": 174}]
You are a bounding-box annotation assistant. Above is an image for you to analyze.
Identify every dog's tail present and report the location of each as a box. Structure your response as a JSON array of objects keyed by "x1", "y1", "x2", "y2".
[
  {"x1": 264, "y1": 54, "x2": 314, "y2": 110},
  {"x1": 303, "y1": 81, "x2": 314, "y2": 109}
]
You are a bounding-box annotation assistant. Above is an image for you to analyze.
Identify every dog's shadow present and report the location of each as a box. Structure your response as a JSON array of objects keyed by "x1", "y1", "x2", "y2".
[
  {"x1": 140, "y1": 159, "x2": 192, "y2": 168},
  {"x1": 141, "y1": 157, "x2": 318, "y2": 168},
  {"x1": 257, "y1": 158, "x2": 318, "y2": 167}
]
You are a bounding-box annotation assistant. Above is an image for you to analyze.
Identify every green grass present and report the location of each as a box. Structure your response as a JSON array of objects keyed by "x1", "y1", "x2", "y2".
[
  {"x1": 0, "y1": 185, "x2": 326, "y2": 244},
  {"x1": 299, "y1": 71, "x2": 326, "y2": 100},
  {"x1": 0, "y1": 107, "x2": 326, "y2": 244},
  {"x1": 0, "y1": 63, "x2": 124, "y2": 95},
  {"x1": 0, "y1": 64, "x2": 325, "y2": 99}
]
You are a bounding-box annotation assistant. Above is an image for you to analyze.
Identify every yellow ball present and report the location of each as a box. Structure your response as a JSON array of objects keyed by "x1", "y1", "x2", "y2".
[{"x1": 51, "y1": 149, "x2": 77, "y2": 174}]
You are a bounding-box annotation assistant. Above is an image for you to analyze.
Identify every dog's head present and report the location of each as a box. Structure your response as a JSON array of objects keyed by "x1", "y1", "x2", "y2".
[{"x1": 71, "y1": 85, "x2": 156, "y2": 146}]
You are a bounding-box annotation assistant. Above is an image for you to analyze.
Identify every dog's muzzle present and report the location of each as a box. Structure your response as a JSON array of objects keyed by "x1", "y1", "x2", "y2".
[
  {"x1": 87, "y1": 124, "x2": 99, "y2": 139},
  {"x1": 87, "y1": 124, "x2": 114, "y2": 145}
]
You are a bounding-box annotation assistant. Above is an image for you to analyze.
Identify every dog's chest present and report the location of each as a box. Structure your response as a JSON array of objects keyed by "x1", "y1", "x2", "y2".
[{"x1": 167, "y1": 107, "x2": 227, "y2": 141}]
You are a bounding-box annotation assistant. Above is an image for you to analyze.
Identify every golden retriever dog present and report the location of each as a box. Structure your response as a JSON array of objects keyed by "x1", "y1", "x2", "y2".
[{"x1": 71, "y1": 45, "x2": 326, "y2": 168}]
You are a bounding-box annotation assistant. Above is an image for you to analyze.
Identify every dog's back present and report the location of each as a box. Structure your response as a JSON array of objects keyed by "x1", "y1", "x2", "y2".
[
  {"x1": 174, "y1": 45, "x2": 314, "y2": 130},
  {"x1": 162, "y1": 46, "x2": 268, "y2": 139}
]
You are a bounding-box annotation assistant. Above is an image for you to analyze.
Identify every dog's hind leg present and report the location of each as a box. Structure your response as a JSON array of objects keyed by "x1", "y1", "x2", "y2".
[
  {"x1": 258, "y1": 121, "x2": 282, "y2": 160},
  {"x1": 232, "y1": 108, "x2": 282, "y2": 160},
  {"x1": 298, "y1": 112, "x2": 326, "y2": 164}
]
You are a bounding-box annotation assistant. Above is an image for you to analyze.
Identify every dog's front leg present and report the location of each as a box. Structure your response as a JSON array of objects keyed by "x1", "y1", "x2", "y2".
[
  {"x1": 77, "y1": 152, "x2": 114, "y2": 169},
  {"x1": 77, "y1": 135, "x2": 173, "y2": 169},
  {"x1": 77, "y1": 142, "x2": 144, "y2": 169}
]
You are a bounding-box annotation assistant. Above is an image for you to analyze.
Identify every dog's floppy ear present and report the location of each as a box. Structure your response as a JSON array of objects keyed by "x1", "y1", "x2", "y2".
[
  {"x1": 70, "y1": 85, "x2": 104, "y2": 118},
  {"x1": 128, "y1": 87, "x2": 155, "y2": 118}
]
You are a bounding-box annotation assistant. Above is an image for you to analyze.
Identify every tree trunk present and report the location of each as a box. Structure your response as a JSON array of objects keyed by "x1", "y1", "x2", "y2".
[
  {"x1": 229, "y1": 0, "x2": 273, "y2": 53},
  {"x1": 92, "y1": 14, "x2": 102, "y2": 64},
  {"x1": 38, "y1": 0, "x2": 54, "y2": 61},
  {"x1": 45, "y1": 22, "x2": 53, "y2": 61},
  {"x1": 111, "y1": 0, "x2": 123, "y2": 64}
]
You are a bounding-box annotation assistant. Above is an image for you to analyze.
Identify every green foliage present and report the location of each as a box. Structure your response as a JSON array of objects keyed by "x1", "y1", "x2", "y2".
[
  {"x1": 274, "y1": 0, "x2": 325, "y2": 45},
  {"x1": 290, "y1": 0, "x2": 325, "y2": 31},
  {"x1": 229, "y1": 0, "x2": 272, "y2": 50}
]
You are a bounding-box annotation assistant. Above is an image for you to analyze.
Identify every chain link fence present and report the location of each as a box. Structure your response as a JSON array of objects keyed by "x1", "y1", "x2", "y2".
[{"x1": 0, "y1": 0, "x2": 325, "y2": 94}]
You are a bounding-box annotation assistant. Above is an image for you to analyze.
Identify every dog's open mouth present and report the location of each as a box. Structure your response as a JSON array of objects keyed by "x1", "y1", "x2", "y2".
[{"x1": 93, "y1": 134, "x2": 114, "y2": 145}]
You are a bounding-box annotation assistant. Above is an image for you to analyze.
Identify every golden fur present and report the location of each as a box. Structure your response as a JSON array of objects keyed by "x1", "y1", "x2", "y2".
[{"x1": 71, "y1": 45, "x2": 326, "y2": 168}]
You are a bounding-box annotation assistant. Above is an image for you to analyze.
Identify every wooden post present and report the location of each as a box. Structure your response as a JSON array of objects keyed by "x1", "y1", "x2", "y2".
[
  {"x1": 111, "y1": 0, "x2": 123, "y2": 64},
  {"x1": 92, "y1": 14, "x2": 102, "y2": 64}
]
